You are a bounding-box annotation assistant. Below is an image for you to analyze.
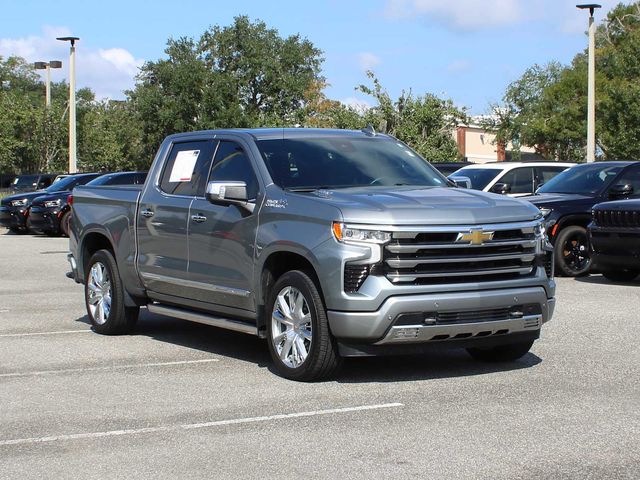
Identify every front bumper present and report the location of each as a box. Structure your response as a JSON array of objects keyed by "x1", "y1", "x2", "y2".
[
  {"x1": 589, "y1": 227, "x2": 640, "y2": 270},
  {"x1": 0, "y1": 206, "x2": 29, "y2": 229},
  {"x1": 29, "y1": 207, "x2": 61, "y2": 233},
  {"x1": 328, "y1": 286, "x2": 554, "y2": 345}
]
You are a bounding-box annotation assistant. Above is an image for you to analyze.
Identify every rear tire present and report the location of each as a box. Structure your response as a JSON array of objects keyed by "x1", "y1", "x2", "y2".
[
  {"x1": 466, "y1": 340, "x2": 534, "y2": 362},
  {"x1": 602, "y1": 269, "x2": 639, "y2": 282},
  {"x1": 266, "y1": 270, "x2": 342, "y2": 381},
  {"x1": 85, "y1": 249, "x2": 138, "y2": 335},
  {"x1": 554, "y1": 225, "x2": 591, "y2": 277}
]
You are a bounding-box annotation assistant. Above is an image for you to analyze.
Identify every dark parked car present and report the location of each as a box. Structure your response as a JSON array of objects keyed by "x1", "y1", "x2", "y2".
[
  {"x1": 9, "y1": 173, "x2": 58, "y2": 193},
  {"x1": 524, "y1": 161, "x2": 640, "y2": 276},
  {"x1": 30, "y1": 172, "x2": 147, "y2": 237},
  {"x1": 589, "y1": 199, "x2": 640, "y2": 282},
  {"x1": 0, "y1": 173, "x2": 101, "y2": 233}
]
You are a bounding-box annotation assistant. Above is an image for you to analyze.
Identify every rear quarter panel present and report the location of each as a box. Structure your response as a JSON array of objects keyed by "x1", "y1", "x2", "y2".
[{"x1": 72, "y1": 185, "x2": 144, "y2": 297}]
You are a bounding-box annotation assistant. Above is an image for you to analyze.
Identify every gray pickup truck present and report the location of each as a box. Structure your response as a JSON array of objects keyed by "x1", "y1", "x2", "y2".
[{"x1": 68, "y1": 128, "x2": 556, "y2": 381}]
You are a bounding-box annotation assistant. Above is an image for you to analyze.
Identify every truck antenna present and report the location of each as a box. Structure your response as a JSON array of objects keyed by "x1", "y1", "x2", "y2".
[{"x1": 361, "y1": 124, "x2": 376, "y2": 136}]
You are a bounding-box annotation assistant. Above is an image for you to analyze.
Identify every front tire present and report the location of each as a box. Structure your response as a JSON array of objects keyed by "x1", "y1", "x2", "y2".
[
  {"x1": 466, "y1": 340, "x2": 534, "y2": 362},
  {"x1": 554, "y1": 225, "x2": 591, "y2": 276},
  {"x1": 85, "y1": 249, "x2": 139, "y2": 335},
  {"x1": 60, "y1": 211, "x2": 72, "y2": 237},
  {"x1": 602, "y1": 269, "x2": 639, "y2": 282},
  {"x1": 266, "y1": 270, "x2": 342, "y2": 381}
]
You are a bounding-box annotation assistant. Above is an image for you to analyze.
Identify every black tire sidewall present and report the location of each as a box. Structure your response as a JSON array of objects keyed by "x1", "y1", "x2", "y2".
[
  {"x1": 266, "y1": 270, "x2": 331, "y2": 381},
  {"x1": 554, "y1": 225, "x2": 591, "y2": 276},
  {"x1": 60, "y1": 211, "x2": 71, "y2": 237}
]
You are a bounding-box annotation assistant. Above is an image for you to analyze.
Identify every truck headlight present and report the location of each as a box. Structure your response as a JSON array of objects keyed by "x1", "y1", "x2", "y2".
[
  {"x1": 332, "y1": 222, "x2": 391, "y2": 245},
  {"x1": 44, "y1": 199, "x2": 61, "y2": 208},
  {"x1": 10, "y1": 199, "x2": 28, "y2": 207}
]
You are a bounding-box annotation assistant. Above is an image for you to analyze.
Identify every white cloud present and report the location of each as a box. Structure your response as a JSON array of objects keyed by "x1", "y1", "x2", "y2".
[
  {"x1": 341, "y1": 97, "x2": 372, "y2": 112},
  {"x1": 0, "y1": 26, "x2": 143, "y2": 100},
  {"x1": 384, "y1": 0, "x2": 525, "y2": 31},
  {"x1": 384, "y1": 0, "x2": 630, "y2": 34},
  {"x1": 447, "y1": 59, "x2": 471, "y2": 73},
  {"x1": 357, "y1": 52, "x2": 381, "y2": 72}
]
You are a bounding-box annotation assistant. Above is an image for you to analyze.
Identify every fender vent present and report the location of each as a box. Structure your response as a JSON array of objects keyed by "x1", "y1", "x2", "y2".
[{"x1": 344, "y1": 264, "x2": 370, "y2": 293}]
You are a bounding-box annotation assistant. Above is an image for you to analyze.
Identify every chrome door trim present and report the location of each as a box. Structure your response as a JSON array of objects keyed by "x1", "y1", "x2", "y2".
[{"x1": 141, "y1": 272, "x2": 252, "y2": 298}]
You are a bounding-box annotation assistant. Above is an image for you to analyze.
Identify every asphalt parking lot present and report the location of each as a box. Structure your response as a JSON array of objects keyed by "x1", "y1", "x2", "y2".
[{"x1": 0, "y1": 231, "x2": 638, "y2": 479}]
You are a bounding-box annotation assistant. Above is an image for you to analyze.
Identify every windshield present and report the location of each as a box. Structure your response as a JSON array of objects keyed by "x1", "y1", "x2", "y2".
[
  {"x1": 255, "y1": 137, "x2": 447, "y2": 190},
  {"x1": 45, "y1": 174, "x2": 96, "y2": 192},
  {"x1": 537, "y1": 163, "x2": 624, "y2": 194},
  {"x1": 451, "y1": 168, "x2": 500, "y2": 190},
  {"x1": 12, "y1": 175, "x2": 39, "y2": 187}
]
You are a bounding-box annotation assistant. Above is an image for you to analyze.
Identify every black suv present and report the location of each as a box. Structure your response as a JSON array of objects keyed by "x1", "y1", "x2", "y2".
[
  {"x1": 589, "y1": 199, "x2": 640, "y2": 282},
  {"x1": 0, "y1": 173, "x2": 101, "y2": 233},
  {"x1": 524, "y1": 161, "x2": 640, "y2": 276},
  {"x1": 9, "y1": 173, "x2": 58, "y2": 193},
  {"x1": 29, "y1": 171, "x2": 147, "y2": 236}
]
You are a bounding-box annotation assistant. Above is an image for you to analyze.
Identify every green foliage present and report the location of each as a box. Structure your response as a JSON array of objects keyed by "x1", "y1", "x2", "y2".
[
  {"x1": 491, "y1": 2, "x2": 640, "y2": 162},
  {"x1": 348, "y1": 71, "x2": 466, "y2": 161},
  {"x1": 1, "y1": 16, "x2": 468, "y2": 173}
]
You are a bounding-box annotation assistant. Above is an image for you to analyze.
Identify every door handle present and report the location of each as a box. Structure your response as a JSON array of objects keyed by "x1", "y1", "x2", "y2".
[
  {"x1": 141, "y1": 209, "x2": 154, "y2": 218},
  {"x1": 191, "y1": 214, "x2": 207, "y2": 223}
]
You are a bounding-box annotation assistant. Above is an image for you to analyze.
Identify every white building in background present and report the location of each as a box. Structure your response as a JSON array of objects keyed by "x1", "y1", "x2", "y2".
[{"x1": 455, "y1": 117, "x2": 541, "y2": 164}]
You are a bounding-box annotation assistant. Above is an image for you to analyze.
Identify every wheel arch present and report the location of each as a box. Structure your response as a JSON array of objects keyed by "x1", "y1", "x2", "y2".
[{"x1": 256, "y1": 248, "x2": 323, "y2": 333}]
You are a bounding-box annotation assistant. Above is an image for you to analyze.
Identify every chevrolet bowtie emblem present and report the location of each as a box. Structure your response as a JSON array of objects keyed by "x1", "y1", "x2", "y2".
[{"x1": 456, "y1": 229, "x2": 494, "y2": 245}]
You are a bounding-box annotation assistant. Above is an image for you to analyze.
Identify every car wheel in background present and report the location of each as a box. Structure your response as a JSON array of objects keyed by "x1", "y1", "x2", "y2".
[
  {"x1": 85, "y1": 249, "x2": 139, "y2": 335},
  {"x1": 60, "y1": 211, "x2": 72, "y2": 237},
  {"x1": 266, "y1": 270, "x2": 342, "y2": 381},
  {"x1": 602, "y1": 269, "x2": 639, "y2": 282},
  {"x1": 554, "y1": 225, "x2": 591, "y2": 276}
]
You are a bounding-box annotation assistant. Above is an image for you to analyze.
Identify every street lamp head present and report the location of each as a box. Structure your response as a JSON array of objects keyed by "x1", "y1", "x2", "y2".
[
  {"x1": 33, "y1": 61, "x2": 48, "y2": 70},
  {"x1": 56, "y1": 36, "x2": 80, "y2": 46},
  {"x1": 576, "y1": 4, "x2": 602, "y2": 16},
  {"x1": 49, "y1": 61, "x2": 62, "y2": 69}
]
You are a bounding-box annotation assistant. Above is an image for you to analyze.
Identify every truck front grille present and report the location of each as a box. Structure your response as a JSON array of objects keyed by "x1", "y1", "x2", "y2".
[
  {"x1": 383, "y1": 224, "x2": 537, "y2": 285},
  {"x1": 594, "y1": 209, "x2": 640, "y2": 228}
]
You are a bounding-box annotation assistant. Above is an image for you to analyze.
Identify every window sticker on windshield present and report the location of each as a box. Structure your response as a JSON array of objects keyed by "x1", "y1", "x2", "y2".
[{"x1": 169, "y1": 150, "x2": 200, "y2": 182}]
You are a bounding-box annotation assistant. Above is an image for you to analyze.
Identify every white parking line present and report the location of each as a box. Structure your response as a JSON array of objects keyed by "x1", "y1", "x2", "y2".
[
  {"x1": 0, "y1": 358, "x2": 219, "y2": 378},
  {"x1": 0, "y1": 403, "x2": 403, "y2": 446},
  {"x1": 0, "y1": 330, "x2": 91, "y2": 338}
]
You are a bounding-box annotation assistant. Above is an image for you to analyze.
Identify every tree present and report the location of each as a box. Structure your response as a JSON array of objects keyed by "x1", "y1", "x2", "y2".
[
  {"x1": 128, "y1": 16, "x2": 325, "y2": 158},
  {"x1": 350, "y1": 71, "x2": 467, "y2": 161},
  {"x1": 491, "y1": 1, "x2": 640, "y2": 162}
]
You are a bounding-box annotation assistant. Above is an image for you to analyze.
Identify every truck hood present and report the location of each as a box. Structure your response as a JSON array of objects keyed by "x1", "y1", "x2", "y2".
[{"x1": 299, "y1": 186, "x2": 542, "y2": 225}]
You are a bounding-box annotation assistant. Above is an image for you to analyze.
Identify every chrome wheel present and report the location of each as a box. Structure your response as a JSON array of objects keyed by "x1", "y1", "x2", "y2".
[
  {"x1": 271, "y1": 286, "x2": 312, "y2": 369},
  {"x1": 87, "y1": 262, "x2": 112, "y2": 325}
]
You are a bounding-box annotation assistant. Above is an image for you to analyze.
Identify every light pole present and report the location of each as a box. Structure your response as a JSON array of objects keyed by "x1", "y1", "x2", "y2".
[
  {"x1": 33, "y1": 61, "x2": 62, "y2": 107},
  {"x1": 577, "y1": 4, "x2": 601, "y2": 162},
  {"x1": 56, "y1": 36, "x2": 80, "y2": 173}
]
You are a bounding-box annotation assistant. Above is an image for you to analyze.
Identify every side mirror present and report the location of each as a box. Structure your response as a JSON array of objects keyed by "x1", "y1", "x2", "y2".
[
  {"x1": 449, "y1": 176, "x2": 471, "y2": 188},
  {"x1": 609, "y1": 183, "x2": 633, "y2": 199},
  {"x1": 490, "y1": 183, "x2": 511, "y2": 195},
  {"x1": 206, "y1": 181, "x2": 254, "y2": 212}
]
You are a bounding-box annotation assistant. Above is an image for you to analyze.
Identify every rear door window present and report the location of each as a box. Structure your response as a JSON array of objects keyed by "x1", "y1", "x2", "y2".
[
  {"x1": 498, "y1": 167, "x2": 534, "y2": 194},
  {"x1": 159, "y1": 140, "x2": 216, "y2": 196}
]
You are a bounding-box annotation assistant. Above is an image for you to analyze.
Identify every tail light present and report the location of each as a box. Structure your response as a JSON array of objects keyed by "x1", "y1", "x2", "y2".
[{"x1": 67, "y1": 195, "x2": 73, "y2": 206}]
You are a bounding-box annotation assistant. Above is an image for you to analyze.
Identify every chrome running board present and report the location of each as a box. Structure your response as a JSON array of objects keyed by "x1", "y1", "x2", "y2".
[{"x1": 147, "y1": 304, "x2": 258, "y2": 336}]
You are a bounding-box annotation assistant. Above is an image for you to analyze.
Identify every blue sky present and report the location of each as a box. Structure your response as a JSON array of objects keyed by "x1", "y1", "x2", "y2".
[{"x1": 0, "y1": 0, "x2": 628, "y2": 113}]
